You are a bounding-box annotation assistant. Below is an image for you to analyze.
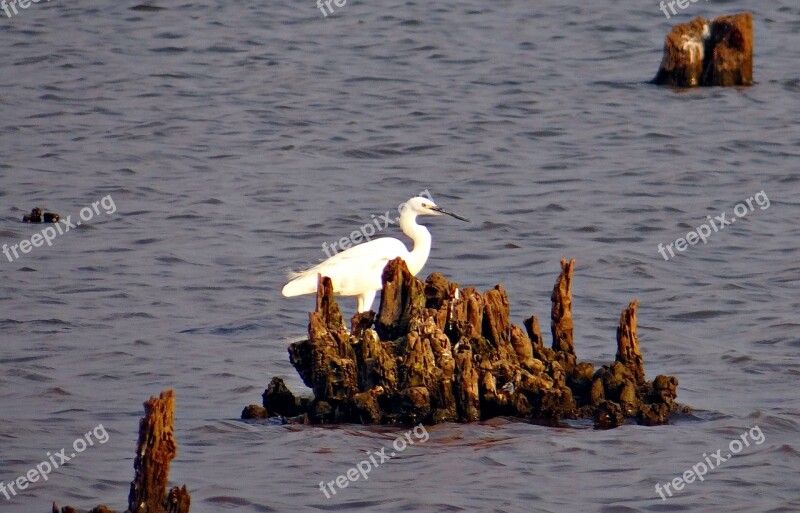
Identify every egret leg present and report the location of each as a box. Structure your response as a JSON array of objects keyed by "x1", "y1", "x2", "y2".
[{"x1": 357, "y1": 290, "x2": 377, "y2": 313}]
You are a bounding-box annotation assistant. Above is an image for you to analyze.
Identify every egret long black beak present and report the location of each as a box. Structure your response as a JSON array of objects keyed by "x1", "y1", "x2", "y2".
[{"x1": 431, "y1": 206, "x2": 470, "y2": 222}]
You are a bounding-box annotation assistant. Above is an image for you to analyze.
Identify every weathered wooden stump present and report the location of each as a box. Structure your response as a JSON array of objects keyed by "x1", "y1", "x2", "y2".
[
  {"x1": 52, "y1": 390, "x2": 190, "y2": 513},
  {"x1": 246, "y1": 259, "x2": 689, "y2": 429},
  {"x1": 652, "y1": 13, "x2": 753, "y2": 87}
]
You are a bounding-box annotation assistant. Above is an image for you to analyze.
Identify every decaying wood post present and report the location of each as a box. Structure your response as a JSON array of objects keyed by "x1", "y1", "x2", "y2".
[
  {"x1": 52, "y1": 390, "x2": 190, "y2": 513},
  {"x1": 551, "y1": 258, "x2": 576, "y2": 371},
  {"x1": 652, "y1": 13, "x2": 753, "y2": 87},
  {"x1": 616, "y1": 300, "x2": 645, "y2": 384},
  {"x1": 127, "y1": 390, "x2": 182, "y2": 513},
  {"x1": 307, "y1": 275, "x2": 358, "y2": 422},
  {"x1": 247, "y1": 258, "x2": 688, "y2": 428},
  {"x1": 376, "y1": 257, "x2": 426, "y2": 341}
]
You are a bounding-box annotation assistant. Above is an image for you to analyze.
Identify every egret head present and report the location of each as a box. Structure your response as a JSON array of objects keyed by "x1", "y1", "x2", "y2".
[{"x1": 402, "y1": 196, "x2": 469, "y2": 222}]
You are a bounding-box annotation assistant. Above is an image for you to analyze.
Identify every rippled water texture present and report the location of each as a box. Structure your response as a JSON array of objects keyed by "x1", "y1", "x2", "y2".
[{"x1": 1, "y1": 0, "x2": 799, "y2": 511}]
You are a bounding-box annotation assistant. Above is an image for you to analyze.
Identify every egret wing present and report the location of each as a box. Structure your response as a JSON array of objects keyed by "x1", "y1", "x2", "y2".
[{"x1": 282, "y1": 237, "x2": 409, "y2": 297}]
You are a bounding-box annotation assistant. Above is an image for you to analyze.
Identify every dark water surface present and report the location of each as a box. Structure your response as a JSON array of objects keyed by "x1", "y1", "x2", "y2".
[{"x1": 1, "y1": 0, "x2": 799, "y2": 511}]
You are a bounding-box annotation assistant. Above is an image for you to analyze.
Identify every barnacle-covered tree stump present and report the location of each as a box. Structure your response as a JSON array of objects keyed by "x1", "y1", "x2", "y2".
[
  {"x1": 652, "y1": 13, "x2": 753, "y2": 87},
  {"x1": 244, "y1": 259, "x2": 688, "y2": 429}
]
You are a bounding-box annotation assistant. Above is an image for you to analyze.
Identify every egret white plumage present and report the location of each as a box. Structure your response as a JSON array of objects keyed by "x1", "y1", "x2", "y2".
[{"x1": 281, "y1": 196, "x2": 469, "y2": 313}]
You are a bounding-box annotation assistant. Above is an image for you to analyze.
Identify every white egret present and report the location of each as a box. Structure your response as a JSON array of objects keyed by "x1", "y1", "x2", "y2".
[{"x1": 281, "y1": 196, "x2": 469, "y2": 313}]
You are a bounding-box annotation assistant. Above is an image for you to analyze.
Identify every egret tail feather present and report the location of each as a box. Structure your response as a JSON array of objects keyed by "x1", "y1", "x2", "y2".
[{"x1": 281, "y1": 273, "x2": 320, "y2": 297}]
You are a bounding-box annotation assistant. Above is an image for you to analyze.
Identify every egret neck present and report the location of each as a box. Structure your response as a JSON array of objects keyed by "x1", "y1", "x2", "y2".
[{"x1": 399, "y1": 207, "x2": 432, "y2": 276}]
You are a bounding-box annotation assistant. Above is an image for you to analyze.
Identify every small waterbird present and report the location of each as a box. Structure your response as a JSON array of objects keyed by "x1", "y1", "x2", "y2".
[{"x1": 281, "y1": 196, "x2": 469, "y2": 313}]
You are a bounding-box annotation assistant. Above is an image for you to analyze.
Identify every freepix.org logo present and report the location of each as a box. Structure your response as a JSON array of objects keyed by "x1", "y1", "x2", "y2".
[
  {"x1": 1, "y1": 424, "x2": 110, "y2": 502},
  {"x1": 3, "y1": 195, "x2": 116, "y2": 264},
  {"x1": 657, "y1": 190, "x2": 769, "y2": 261},
  {"x1": 2, "y1": 0, "x2": 52, "y2": 19},
  {"x1": 321, "y1": 190, "x2": 432, "y2": 258}
]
